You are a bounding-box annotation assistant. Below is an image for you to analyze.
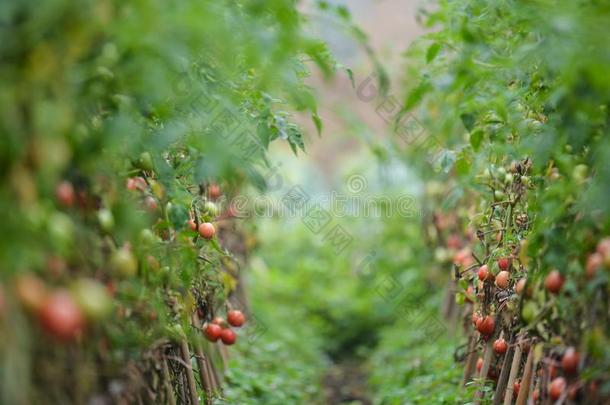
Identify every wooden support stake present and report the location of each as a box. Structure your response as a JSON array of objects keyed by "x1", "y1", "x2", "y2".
[
  {"x1": 474, "y1": 339, "x2": 494, "y2": 403},
  {"x1": 493, "y1": 343, "x2": 514, "y2": 405},
  {"x1": 195, "y1": 344, "x2": 214, "y2": 405},
  {"x1": 515, "y1": 344, "x2": 534, "y2": 405},
  {"x1": 161, "y1": 358, "x2": 177, "y2": 405},
  {"x1": 206, "y1": 345, "x2": 222, "y2": 391},
  {"x1": 180, "y1": 340, "x2": 200, "y2": 405},
  {"x1": 503, "y1": 341, "x2": 522, "y2": 405},
  {"x1": 462, "y1": 334, "x2": 478, "y2": 386}
]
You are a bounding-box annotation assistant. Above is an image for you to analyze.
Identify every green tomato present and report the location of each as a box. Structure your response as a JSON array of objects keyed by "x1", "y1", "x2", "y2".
[
  {"x1": 97, "y1": 208, "x2": 114, "y2": 232},
  {"x1": 204, "y1": 201, "x2": 220, "y2": 217},
  {"x1": 572, "y1": 164, "x2": 588, "y2": 184},
  {"x1": 137, "y1": 152, "x2": 154, "y2": 171},
  {"x1": 110, "y1": 248, "x2": 138, "y2": 277},
  {"x1": 522, "y1": 301, "x2": 537, "y2": 324},
  {"x1": 48, "y1": 212, "x2": 74, "y2": 248},
  {"x1": 494, "y1": 190, "x2": 506, "y2": 200},
  {"x1": 71, "y1": 278, "x2": 112, "y2": 320},
  {"x1": 139, "y1": 228, "x2": 157, "y2": 246}
]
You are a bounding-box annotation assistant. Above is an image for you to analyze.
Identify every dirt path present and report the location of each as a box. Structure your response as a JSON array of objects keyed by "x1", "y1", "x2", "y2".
[{"x1": 323, "y1": 359, "x2": 372, "y2": 405}]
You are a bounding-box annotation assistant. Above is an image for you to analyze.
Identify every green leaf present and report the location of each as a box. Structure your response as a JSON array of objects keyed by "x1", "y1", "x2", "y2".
[
  {"x1": 469, "y1": 129, "x2": 484, "y2": 151},
  {"x1": 426, "y1": 43, "x2": 441, "y2": 63},
  {"x1": 346, "y1": 68, "x2": 355, "y2": 89},
  {"x1": 312, "y1": 113, "x2": 322, "y2": 137}
]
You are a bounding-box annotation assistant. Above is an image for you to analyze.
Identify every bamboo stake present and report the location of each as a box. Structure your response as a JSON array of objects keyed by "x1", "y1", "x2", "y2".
[
  {"x1": 195, "y1": 344, "x2": 214, "y2": 405},
  {"x1": 206, "y1": 345, "x2": 222, "y2": 390},
  {"x1": 515, "y1": 344, "x2": 534, "y2": 405},
  {"x1": 503, "y1": 341, "x2": 522, "y2": 405},
  {"x1": 180, "y1": 340, "x2": 200, "y2": 405},
  {"x1": 493, "y1": 342, "x2": 514, "y2": 404},
  {"x1": 462, "y1": 334, "x2": 478, "y2": 386},
  {"x1": 161, "y1": 357, "x2": 177, "y2": 405},
  {"x1": 475, "y1": 339, "x2": 494, "y2": 403}
]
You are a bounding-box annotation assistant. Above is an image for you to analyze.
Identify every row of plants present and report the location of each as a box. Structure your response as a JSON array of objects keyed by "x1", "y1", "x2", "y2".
[
  {"x1": 370, "y1": 0, "x2": 610, "y2": 403},
  {"x1": 0, "y1": 0, "x2": 339, "y2": 403}
]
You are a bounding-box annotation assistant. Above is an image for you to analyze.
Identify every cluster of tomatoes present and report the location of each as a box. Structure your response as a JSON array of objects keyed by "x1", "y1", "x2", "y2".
[
  {"x1": 441, "y1": 159, "x2": 610, "y2": 403},
  {"x1": 203, "y1": 310, "x2": 246, "y2": 346},
  {"x1": 11, "y1": 273, "x2": 112, "y2": 342}
]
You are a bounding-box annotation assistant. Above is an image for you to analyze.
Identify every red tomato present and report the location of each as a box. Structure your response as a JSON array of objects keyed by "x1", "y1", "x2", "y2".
[
  {"x1": 208, "y1": 184, "x2": 221, "y2": 201},
  {"x1": 549, "y1": 377, "x2": 566, "y2": 401},
  {"x1": 198, "y1": 222, "x2": 216, "y2": 240},
  {"x1": 220, "y1": 328, "x2": 236, "y2": 345},
  {"x1": 476, "y1": 357, "x2": 483, "y2": 372},
  {"x1": 497, "y1": 257, "x2": 510, "y2": 271},
  {"x1": 56, "y1": 181, "x2": 75, "y2": 207},
  {"x1": 493, "y1": 338, "x2": 507, "y2": 355},
  {"x1": 476, "y1": 315, "x2": 495, "y2": 336},
  {"x1": 187, "y1": 218, "x2": 197, "y2": 231},
  {"x1": 513, "y1": 380, "x2": 520, "y2": 397},
  {"x1": 38, "y1": 291, "x2": 84, "y2": 342},
  {"x1": 227, "y1": 310, "x2": 246, "y2": 327},
  {"x1": 544, "y1": 270, "x2": 564, "y2": 294},
  {"x1": 561, "y1": 347, "x2": 579, "y2": 375},
  {"x1": 478, "y1": 265, "x2": 494, "y2": 282},
  {"x1": 204, "y1": 323, "x2": 222, "y2": 342}
]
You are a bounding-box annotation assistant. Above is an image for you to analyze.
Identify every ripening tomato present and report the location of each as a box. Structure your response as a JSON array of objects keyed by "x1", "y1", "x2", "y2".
[
  {"x1": 38, "y1": 291, "x2": 84, "y2": 342},
  {"x1": 446, "y1": 234, "x2": 461, "y2": 249},
  {"x1": 596, "y1": 237, "x2": 610, "y2": 257},
  {"x1": 476, "y1": 315, "x2": 495, "y2": 336},
  {"x1": 562, "y1": 347, "x2": 579, "y2": 375},
  {"x1": 144, "y1": 196, "x2": 158, "y2": 212},
  {"x1": 497, "y1": 257, "x2": 510, "y2": 271},
  {"x1": 495, "y1": 271, "x2": 510, "y2": 289},
  {"x1": 55, "y1": 181, "x2": 75, "y2": 207},
  {"x1": 586, "y1": 253, "x2": 603, "y2": 279},
  {"x1": 187, "y1": 218, "x2": 197, "y2": 231},
  {"x1": 15, "y1": 274, "x2": 47, "y2": 312},
  {"x1": 227, "y1": 310, "x2": 246, "y2": 327},
  {"x1": 493, "y1": 338, "x2": 507, "y2": 355},
  {"x1": 220, "y1": 328, "x2": 236, "y2": 345},
  {"x1": 127, "y1": 176, "x2": 147, "y2": 191},
  {"x1": 515, "y1": 278, "x2": 527, "y2": 295},
  {"x1": 212, "y1": 317, "x2": 226, "y2": 328},
  {"x1": 465, "y1": 285, "x2": 475, "y2": 303},
  {"x1": 471, "y1": 311, "x2": 481, "y2": 326},
  {"x1": 549, "y1": 377, "x2": 566, "y2": 401},
  {"x1": 532, "y1": 388, "x2": 539, "y2": 402},
  {"x1": 476, "y1": 357, "x2": 483, "y2": 372},
  {"x1": 544, "y1": 270, "x2": 564, "y2": 294},
  {"x1": 208, "y1": 184, "x2": 221, "y2": 201},
  {"x1": 204, "y1": 323, "x2": 222, "y2": 342},
  {"x1": 198, "y1": 222, "x2": 216, "y2": 240}
]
